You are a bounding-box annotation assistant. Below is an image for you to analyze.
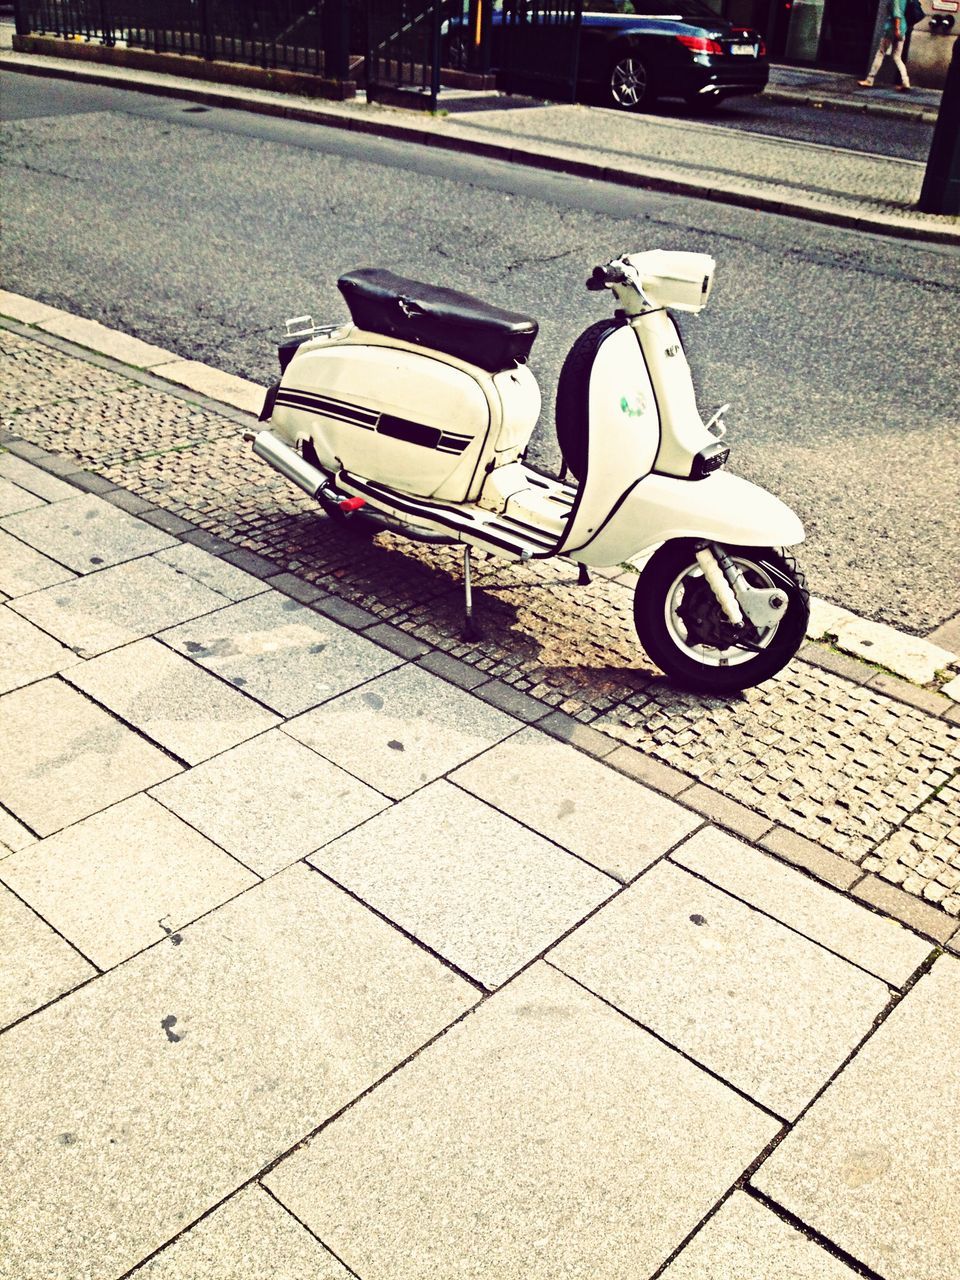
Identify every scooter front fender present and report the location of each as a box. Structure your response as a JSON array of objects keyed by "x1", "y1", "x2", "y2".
[{"x1": 568, "y1": 470, "x2": 805, "y2": 567}]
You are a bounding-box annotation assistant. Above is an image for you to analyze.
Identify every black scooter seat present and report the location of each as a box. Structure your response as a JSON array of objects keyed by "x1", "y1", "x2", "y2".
[{"x1": 338, "y1": 268, "x2": 538, "y2": 372}]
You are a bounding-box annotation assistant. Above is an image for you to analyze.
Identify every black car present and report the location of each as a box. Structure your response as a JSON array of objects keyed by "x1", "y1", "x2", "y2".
[{"x1": 445, "y1": 0, "x2": 768, "y2": 111}]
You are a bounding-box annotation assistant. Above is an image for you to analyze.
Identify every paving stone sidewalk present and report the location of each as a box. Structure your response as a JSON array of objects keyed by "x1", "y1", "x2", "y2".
[
  {"x1": 2, "y1": 316, "x2": 959, "y2": 926},
  {"x1": 1, "y1": 323, "x2": 959, "y2": 1280}
]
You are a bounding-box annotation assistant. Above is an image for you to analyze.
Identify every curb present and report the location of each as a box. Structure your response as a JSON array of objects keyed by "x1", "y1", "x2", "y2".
[
  {"x1": 764, "y1": 85, "x2": 940, "y2": 125},
  {"x1": 2, "y1": 53, "x2": 957, "y2": 247}
]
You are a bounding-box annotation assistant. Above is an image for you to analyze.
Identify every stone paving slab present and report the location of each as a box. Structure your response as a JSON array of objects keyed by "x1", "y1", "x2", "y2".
[
  {"x1": 0, "y1": 864, "x2": 476, "y2": 1280},
  {"x1": 65, "y1": 637, "x2": 280, "y2": 764},
  {"x1": 0, "y1": 794, "x2": 258, "y2": 969},
  {"x1": 160, "y1": 590, "x2": 403, "y2": 717},
  {"x1": 753, "y1": 955, "x2": 960, "y2": 1280},
  {"x1": 266, "y1": 961, "x2": 779, "y2": 1280},
  {"x1": 0, "y1": 451, "x2": 78, "y2": 502},
  {"x1": 451, "y1": 725, "x2": 701, "y2": 882},
  {"x1": 660, "y1": 1191, "x2": 859, "y2": 1278},
  {"x1": 155, "y1": 541, "x2": 269, "y2": 602},
  {"x1": 285, "y1": 662, "x2": 520, "y2": 800},
  {"x1": 151, "y1": 729, "x2": 389, "y2": 877},
  {"x1": 10, "y1": 554, "x2": 233, "y2": 657},
  {"x1": 0, "y1": 678, "x2": 181, "y2": 837},
  {"x1": 0, "y1": 805, "x2": 34, "y2": 857},
  {"x1": 135, "y1": 1186, "x2": 355, "y2": 1280},
  {"x1": 0, "y1": 526, "x2": 75, "y2": 596},
  {"x1": 0, "y1": 490, "x2": 176, "y2": 573},
  {"x1": 311, "y1": 780, "x2": 617, "y2": 989},
  {"x1": 0, "y1": 882, "x2": 95, "y2": 1028},
  {"x1": 0, "y1": 477, "x2": 43, "y2": 516},
  {"x1": 551, "y1": 861, "x2": 891, "y2": 1119},
  {"x1": 0, "y1": 604, "x2": 83, "y2": 694},
  {"x1": 672, "y1": 826, "x2": 933, "y2": 987}
]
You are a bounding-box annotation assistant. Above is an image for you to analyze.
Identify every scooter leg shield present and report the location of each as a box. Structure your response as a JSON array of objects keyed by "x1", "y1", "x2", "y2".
[{"x1": 570, "y1": 471, "x2": 805, "y2": 566}]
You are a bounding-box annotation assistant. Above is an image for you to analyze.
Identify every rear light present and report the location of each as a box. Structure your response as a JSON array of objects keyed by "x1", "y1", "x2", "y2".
[
  {"x1": 676, "y1": 34, "x2": 723, "y2": 55},
  {"x1": 758, "y1": 37, "x2": 767, "y2": 56}
]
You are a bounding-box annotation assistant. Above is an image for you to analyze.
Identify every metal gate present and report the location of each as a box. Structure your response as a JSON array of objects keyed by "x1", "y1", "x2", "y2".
[
  {"x1": 366, "y1": 0, "x2": 443, "y2": 109},
  {"x1": 498, "y1": 0, "x2": 582, "y2": 102}
]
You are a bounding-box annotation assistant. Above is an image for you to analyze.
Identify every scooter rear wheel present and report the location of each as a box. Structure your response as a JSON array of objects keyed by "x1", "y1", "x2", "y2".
[{"x1": 634, "y1": 540, "x2": 809, "y2": 694}]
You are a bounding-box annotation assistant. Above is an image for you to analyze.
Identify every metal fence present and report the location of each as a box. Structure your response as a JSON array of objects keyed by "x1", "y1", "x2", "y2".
[
  {"x1": 498, "y1": 0, "x2": 582, "y2": 101},
  {"x1": 12, "y1": 0, "x2": 361, "y2": 77},
  {"x1": 366, "y1": 0, "x2": 442, "y2": 107}
]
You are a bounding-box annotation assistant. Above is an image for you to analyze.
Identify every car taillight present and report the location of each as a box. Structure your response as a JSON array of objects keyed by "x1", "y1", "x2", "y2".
[
  {"x1": 758, "y1": 37, "x2": 767, "y2": 56},
  {"x1": 676, "y1": 34, "x2": 723, "y2": 55}
]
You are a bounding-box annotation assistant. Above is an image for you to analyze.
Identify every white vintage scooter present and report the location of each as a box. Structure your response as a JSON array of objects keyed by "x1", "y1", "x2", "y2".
[{"x1": 249, "y1": 249, "x2": 808, "y2": 694}]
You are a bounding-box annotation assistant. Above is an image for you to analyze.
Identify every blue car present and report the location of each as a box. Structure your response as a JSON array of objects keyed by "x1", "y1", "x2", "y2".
[{"x1": 445, "y1": 0, "x2": 769, "y2": 110}]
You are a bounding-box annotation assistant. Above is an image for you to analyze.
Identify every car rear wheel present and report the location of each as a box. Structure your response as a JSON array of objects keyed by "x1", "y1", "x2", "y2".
[{"x1": 608, "y1": 53, "x2": 651, "y2": 110}]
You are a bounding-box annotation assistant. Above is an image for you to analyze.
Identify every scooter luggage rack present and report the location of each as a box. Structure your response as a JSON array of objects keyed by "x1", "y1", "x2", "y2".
[{"x1": 283, "y1": 315, "x2": 341, "y2": 341}]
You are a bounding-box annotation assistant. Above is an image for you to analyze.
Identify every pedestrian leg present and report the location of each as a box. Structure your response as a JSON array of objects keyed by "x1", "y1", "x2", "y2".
[
  {"x1": 858, "y1": 36, "x2": 889, "y2": 86},
  {"x1": 890, "y1": 35, "x2": 911, "y2": 88}
]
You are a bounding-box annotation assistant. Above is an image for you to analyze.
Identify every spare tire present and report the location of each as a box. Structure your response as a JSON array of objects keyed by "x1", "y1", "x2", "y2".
[{"x1": 555, "y1": 319, "x2": 623, "y2": 482}]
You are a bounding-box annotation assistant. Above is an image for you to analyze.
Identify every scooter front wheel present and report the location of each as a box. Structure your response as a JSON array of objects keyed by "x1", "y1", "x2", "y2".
[{"x1": 634, "y1": 540, "x2": 809, "y2": 694}]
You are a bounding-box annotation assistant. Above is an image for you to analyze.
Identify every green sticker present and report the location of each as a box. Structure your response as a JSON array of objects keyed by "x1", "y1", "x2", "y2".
[{"x1": 620, "y1": 393, "x2": 647, "y2": 418}]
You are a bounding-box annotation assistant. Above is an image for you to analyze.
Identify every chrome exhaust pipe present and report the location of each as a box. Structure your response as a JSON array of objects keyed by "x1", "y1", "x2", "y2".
[
  {"x1": 249, "y1": 429, "x2": 328, "y2": 500},
  {"x1": 246, "y1": 429, "x2": 456, "y2": 544}
]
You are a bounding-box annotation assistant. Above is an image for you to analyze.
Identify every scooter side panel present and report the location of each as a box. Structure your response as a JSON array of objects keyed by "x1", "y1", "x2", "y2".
[
  {"x1": 557, "y1": 325, "x2": 661, "y2": 554},
  {"x1": 569, "y1": 471, "x2": 806, "y2": 566},
  {"x1": 272, "y1": 341, "x2": 495, "y2": 503}
]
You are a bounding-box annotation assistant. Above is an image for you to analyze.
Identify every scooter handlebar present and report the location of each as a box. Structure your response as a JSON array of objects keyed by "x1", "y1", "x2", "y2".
[{"x1": 586, "y1": 263, "x2": 626, "y2": 291}]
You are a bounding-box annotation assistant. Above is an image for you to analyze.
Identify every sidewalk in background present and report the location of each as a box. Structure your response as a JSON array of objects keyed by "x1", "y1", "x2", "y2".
[
  {"x1": 765, "y1": 62, "x2": 941, "y2": 121},
  {"x1": 2, "y1": 298, "x2": 959, "y2": 1280},
  {"x1": 1, "y1": 37, "x2": 956, "y2": 244}
]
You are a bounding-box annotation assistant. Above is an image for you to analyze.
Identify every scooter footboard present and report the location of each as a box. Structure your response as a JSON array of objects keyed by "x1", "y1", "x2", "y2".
[{"x1": 565, "y1": 471, "x2": 805, "y2": 566}]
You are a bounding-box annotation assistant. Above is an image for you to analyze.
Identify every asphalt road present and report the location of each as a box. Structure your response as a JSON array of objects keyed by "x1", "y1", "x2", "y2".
[{"x1": 1, "y1": 72, "x2": 958, "y2": 634}]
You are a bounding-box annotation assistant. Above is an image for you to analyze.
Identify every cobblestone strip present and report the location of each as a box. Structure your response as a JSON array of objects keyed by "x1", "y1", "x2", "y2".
[{"x1": 3, "y1": 326, "x2": 959, "y2": 923}]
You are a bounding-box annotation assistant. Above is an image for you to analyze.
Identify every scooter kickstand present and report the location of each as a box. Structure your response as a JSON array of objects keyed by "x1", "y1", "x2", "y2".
[
  {"x1": 577, "y1": 563, "x2": 591, "y2": 586},
  {"x1": 462, "y1": 544, "x2": 481, "y2": 641}
]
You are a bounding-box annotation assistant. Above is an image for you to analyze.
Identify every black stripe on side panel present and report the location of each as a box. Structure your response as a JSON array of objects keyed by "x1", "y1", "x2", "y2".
[
  {"x1": 275, "y1": 392, "x2": 377, "y2": 429},
  {"x1": 278, "y1": 387, "x2": 380, "y2": 423},
  {"x1": 377, "y1": 415, "x2": 442, "y2": 450}
]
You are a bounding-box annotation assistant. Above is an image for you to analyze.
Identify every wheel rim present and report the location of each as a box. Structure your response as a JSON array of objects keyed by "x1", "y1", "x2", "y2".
[
  {"x1": 663, "y1": 555, "x2": 783, "y2": 669},
  {"x1": 610, "y1": 57, "x2": 647, "y2": 108}
]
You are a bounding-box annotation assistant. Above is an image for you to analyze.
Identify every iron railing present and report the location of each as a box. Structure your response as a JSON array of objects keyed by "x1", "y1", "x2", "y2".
[
  {"x1": 498, "y1": 0, "x2": 582, "y2": 101},
  {"x1": 12, "y1": 0, "x2": 359, "y2": 77},
  {"x1": 366, "y1": 0, "x2": 442, "y2": 106}
]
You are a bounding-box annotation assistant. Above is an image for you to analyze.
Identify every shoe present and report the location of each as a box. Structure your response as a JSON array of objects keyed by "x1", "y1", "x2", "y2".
[
  {"x1": 895, "y1": 84, "x2": 912, "y2": 92},
  {"x1": 857, "y1": 80, "x2": 873, "y2": 87}
]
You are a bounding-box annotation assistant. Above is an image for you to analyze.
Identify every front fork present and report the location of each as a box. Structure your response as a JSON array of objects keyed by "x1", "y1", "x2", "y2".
[{"x1": 695, "y1": 542, "x2": 788, "y2": 631}]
